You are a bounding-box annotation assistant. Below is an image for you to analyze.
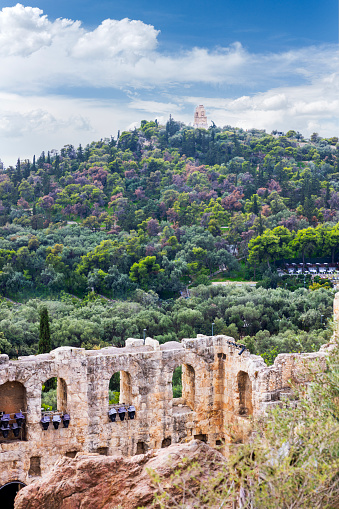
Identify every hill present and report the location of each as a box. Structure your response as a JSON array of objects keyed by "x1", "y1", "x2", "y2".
[{"x1": 0, "y1": 120, "x2": 337, "y2": 359}]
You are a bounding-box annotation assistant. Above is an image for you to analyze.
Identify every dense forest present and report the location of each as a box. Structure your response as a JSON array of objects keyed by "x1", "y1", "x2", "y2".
[{"x1": 0, "y1": 119, "x2": 337, "y2": 360}]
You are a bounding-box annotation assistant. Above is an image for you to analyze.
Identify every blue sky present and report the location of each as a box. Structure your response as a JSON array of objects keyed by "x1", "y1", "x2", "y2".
[
  {"x1": 0, "y1": 0, "x2": 338, "y2": 164},
  {"x1": 9, "y1": 0, "x2": 337, "y2": 51}
]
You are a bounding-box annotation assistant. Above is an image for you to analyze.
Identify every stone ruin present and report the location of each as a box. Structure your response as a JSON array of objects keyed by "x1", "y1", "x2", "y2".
[{"x1": 1, "y1": 293, "x2": 338, "y2": 504}]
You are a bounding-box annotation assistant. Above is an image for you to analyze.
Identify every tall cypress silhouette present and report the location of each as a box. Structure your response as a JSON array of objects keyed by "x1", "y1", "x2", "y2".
[{"x1": 38, "y1": 307, "x2": 51, "y2": 354}]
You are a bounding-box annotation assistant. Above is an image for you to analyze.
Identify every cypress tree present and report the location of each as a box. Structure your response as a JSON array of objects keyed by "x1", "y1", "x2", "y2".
[
  {"x1": 252, "y1": 194, "x2": 259, "y2": 215},
  {"x1": 77, "y1": 144, "x2": 83, "y2": 161},
  {"x1": 258, "y1": 213, "x2": 264, "y2": 235},
  {"x1": 325, "y1": 182, "x2": 330, "y2": 207},
  {"x1": 23, "y1": 160, "x2": 30, "y2": 179},
  {"x1": 38, "y1": 307, "x2": 51, "y2": 354}
]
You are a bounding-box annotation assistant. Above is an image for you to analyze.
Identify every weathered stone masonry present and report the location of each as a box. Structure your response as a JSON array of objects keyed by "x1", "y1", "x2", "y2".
[{"x1": 0, "y1": 330, "x2": 331, "y2": 489}]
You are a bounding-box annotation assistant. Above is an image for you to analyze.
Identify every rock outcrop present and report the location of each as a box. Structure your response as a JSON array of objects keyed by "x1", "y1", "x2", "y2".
[{"x1": 14, "y1": 440, "x2": 226, "y2": 509}]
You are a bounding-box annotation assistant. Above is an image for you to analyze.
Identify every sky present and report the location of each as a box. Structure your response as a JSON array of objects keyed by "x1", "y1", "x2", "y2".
[{"x1": 0, "y1": 0, "x2": 338, "y2": 165}]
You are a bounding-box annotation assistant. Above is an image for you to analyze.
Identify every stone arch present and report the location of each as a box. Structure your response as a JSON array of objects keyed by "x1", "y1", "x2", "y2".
[
  {"x1": 237, "y1": 371, "x2": 253, "y2": 416},
  {"x1": 0, "y1": 480, "x2": 26, "y2": 509},
  {"x1": 0, "y1": 381, "x2": 26, "y2": 415},
  {"x1": 0, "y1": 381, "x2": 27, "y2": 441}
]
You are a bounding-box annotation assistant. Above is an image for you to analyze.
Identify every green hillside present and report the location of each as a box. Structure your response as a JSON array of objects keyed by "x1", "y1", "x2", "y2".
[{"x1": 0, "y1": 120, "x2": 337, "y2": 360}]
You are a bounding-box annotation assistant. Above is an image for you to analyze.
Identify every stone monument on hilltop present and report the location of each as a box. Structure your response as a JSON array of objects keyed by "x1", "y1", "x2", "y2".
[{"x1": 193, "y1": 105, "x2": 208, "y2": 129}]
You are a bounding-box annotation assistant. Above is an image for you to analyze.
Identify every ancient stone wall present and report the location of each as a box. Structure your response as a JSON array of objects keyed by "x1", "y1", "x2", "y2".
[{"x1": 0, "y1": 332, "x2": 333, "y2": 489}]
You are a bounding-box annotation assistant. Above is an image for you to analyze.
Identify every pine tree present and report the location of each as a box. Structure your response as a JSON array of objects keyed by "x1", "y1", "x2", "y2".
[{"x1": 38, "y1": 307, "x2": 51, "y2": 354}]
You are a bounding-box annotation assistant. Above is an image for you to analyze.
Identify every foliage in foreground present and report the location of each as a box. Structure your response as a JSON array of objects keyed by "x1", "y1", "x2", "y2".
[{"x1": 145, "y1": 342, "x2": 339, "y2": 508}]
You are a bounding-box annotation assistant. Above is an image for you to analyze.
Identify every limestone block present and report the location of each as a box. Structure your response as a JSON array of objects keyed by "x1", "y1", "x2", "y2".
[
  {"x1": 0, "y1": 354, "x2": 9, "y2": 365},
  {"x1": 145, "y1": 337, "x2": 160, "y2": 351},
  {"x1": 125, "y1": 338, "x2": 144, "y2": 348}
]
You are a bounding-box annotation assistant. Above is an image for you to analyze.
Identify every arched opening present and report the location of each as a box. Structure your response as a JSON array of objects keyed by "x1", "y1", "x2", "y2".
[
  {"x1": 41, "y1": 377, "x2": 68, "y2": 412},
  {"x1": 109, "y1": 372, "x2": 120, "y2": 405},
  {"x1": 172, "y1": 366, "x2": 182, "y2": 398},
  {"x1": 109, "y1": 371, "x2": 132, "y2": 405},
  {"x1": 237, "y1": 371, "x2": 253, "y2": 416},
  {"x1": 161, "y1": 437, "x2": 171, "y2": 448},
  {"x1": 172, "y1": 364, "x2": 195, "y2": 411},
  {"x1": 0, "y1": 381, "x2": 27, "y2": 441},
  {"x1": 0, "y1": 481, "x2": 26, "y2": 509},
  {"x1": 41, "y1": 377, "x2": 57, "y2": 411}
]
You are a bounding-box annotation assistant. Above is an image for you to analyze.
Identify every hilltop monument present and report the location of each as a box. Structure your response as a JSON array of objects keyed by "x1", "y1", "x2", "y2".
[{"x1": 193, "y1": 105, "x2": 208, "y2": 129}]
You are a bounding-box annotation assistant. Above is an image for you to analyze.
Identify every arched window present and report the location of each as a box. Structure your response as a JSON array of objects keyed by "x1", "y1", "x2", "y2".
[
  {"x1": 0, "y1": 381, "x2": 26, "y2": 416},
  {"x1": 172, "y1": 364, "x2": 195, "y2": 410},
  {"x1": 172, "y1": 366, "x2": 182, "y2": 398},
  {"x1": 237, "y1": 371, "x2": 253, "y2": 416},
  {"x1": 108, "y1": 371, "x2": 132, "y2": 405},
  {"x1": 109, "y1": 372, "x2": 120, "y2": 404},
  {"x1": 41, "y1": 378, "x2": 57, "y2": 411},
  {"x1": 0, "y1": 381, "x2": 27, "y2": 441},
  {"x1": 41, "y1": 377, "x2": 68, "y2": 412}
]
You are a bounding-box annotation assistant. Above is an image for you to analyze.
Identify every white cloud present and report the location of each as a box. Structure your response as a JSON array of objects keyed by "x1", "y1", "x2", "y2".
[
  {"x1": 182, "y1": 73, "x2": 339, "y2": 135},
  {"x1": 0, "y1": 3, "x2": 78, "y2": 57},
  {"x1": 128, "y1": 100, "x2": 181, "y2": 114},
  {"x1": 0, "y1": 5, "x2": 337, "y2": 93},
  {"x1": 0, "y1": 4, "x2": 337, "y2": 165},
  {"x1": 0, "y1": 93, "x2": 154, "y2": 164},
  {"x1": 72, "y1": 18, "x2": 159, "y2": 61}
]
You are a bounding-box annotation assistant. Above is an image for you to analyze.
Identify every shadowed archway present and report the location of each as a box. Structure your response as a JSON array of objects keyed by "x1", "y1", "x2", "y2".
[{"x1": 0, "y1": 481, "x2": 26, "y2": 509}]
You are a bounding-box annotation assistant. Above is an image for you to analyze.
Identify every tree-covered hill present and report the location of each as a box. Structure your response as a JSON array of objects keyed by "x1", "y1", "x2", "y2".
[
  {"x1": 0, "y1": 120, "x2": 338, "y2": 297},
  {"x1": 0, "y1": 119, "x2": 337, "y2": 359}
]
